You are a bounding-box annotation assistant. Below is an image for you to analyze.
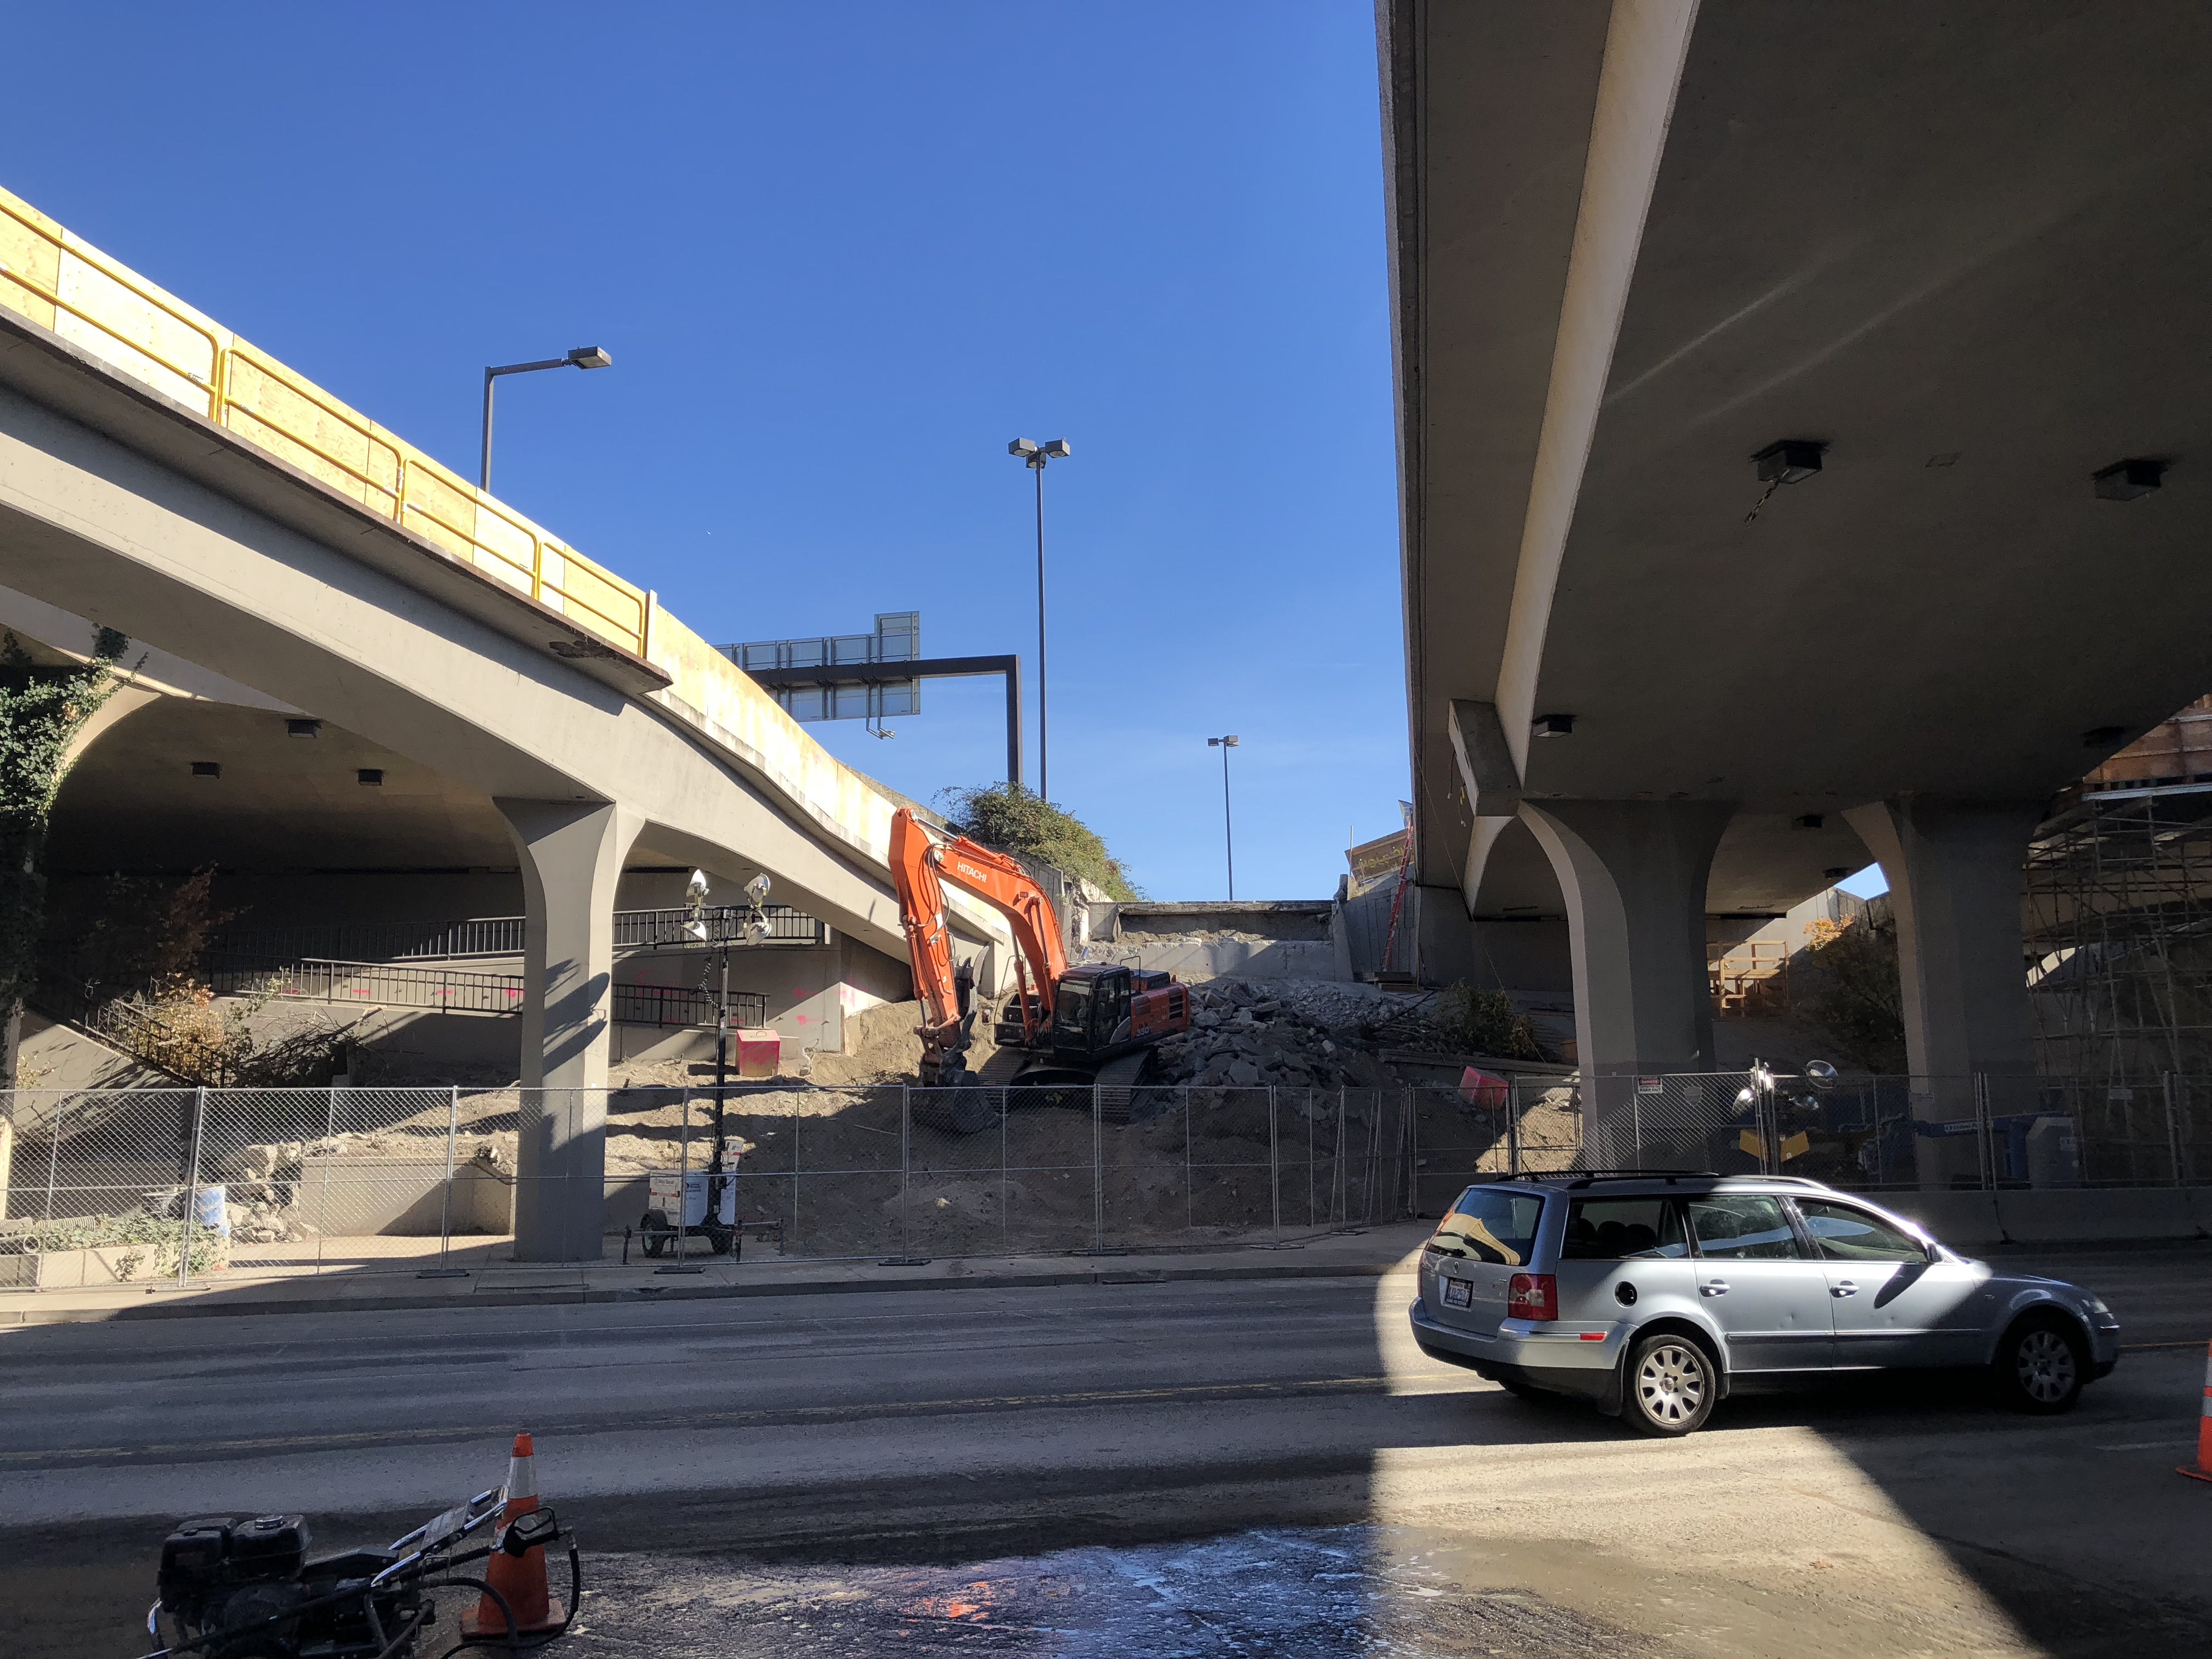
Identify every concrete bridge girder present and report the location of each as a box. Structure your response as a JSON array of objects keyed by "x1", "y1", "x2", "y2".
[{"x1": 0, "y1": 381, "x2": 943, "y2": 941}]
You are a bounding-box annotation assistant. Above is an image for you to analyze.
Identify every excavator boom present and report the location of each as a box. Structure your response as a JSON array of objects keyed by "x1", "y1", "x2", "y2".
[{"x1": 888, "y1": 809, "x2": 964, "y2": 1037}]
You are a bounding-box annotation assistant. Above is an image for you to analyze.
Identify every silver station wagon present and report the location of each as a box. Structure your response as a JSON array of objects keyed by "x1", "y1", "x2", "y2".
[{"x1": 1408, "y1": 1172, "x2": 2121, "y2": 1436}]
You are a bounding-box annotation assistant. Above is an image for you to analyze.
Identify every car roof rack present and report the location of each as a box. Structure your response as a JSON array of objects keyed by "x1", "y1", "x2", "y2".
[{"x1": 1498, "y1": 1169, "x2": 1719, "y2": 1189}]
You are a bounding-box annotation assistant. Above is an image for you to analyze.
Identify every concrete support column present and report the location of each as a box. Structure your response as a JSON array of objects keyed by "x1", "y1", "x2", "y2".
[
  {"x1": 1521, "y1": 800, "x2": 1736, "y2": 1148},
  {"x1": 495, "y1": 798, "x2": 644, "y2": 1260},
  {"x1": 1843, "y1": 797, "x2": 2042, "y2": 1187}
]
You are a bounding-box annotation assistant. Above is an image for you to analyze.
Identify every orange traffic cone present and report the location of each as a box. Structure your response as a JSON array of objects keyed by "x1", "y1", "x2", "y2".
[
  {"x1": 2183, "y1": 1344, "x2": 2212, "y2": 1485},
  {"x1": 462, "y1": 1432, "x2": 563, "y2": 1638}
]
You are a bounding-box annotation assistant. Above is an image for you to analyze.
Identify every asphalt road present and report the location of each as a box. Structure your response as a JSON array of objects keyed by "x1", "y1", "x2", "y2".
[{"x1": 2, "y1": 1240, "x2": 2207, "y2": 1658}]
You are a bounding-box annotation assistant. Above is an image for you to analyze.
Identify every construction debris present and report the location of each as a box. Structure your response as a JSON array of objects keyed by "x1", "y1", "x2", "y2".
[{"x1": 1149, "y1": 979, "x2": 1431, "y2": 1091}]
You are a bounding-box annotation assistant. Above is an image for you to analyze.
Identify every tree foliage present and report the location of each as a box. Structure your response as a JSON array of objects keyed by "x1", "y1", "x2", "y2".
[
  {"x1": 1432, "y1": 982, "x2": 1543, "y2": 1062},
  {"x1": 1, "y1": 627, "x2": 129, "y2": 1066},
  {"x1": 1788, "y1": 914, "x2": 1909, "y2": 1073},
  {"x1": 936, "y1": 783, "x2": 1143, "y2": 901}
]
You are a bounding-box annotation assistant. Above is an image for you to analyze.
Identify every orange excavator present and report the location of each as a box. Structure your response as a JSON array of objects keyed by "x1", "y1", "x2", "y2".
[{"x1": 888, "y1": 806, "x2": 1192, "y2": 1099}]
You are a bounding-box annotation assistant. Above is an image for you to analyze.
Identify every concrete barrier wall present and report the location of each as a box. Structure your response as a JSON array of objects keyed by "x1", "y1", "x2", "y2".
[
  {"x1": 1091, "y1": 938, "x2": 1341, "y2": 983},
  {"x1": 1875, "y1": 1186, "x2": 2212, "y2": 1246}
]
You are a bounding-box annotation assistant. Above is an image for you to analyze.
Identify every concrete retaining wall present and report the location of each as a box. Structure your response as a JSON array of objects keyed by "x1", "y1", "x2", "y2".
[
  {"x1": 1094, "y1": 937, "x2": 1341, "y2": 983},
  {"x1": 1875, "y1": 1186, "x2": 2212, "y2": 1245}
]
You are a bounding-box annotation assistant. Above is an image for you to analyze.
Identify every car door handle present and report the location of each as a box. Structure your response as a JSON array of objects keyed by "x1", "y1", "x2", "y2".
[
  {"x1": 1831, "y1": 1281, "x2": 1859, "y2": 1297},
  {"x1": 1700, "y1": 1279, "x2": 1729, "y2": 1296}
]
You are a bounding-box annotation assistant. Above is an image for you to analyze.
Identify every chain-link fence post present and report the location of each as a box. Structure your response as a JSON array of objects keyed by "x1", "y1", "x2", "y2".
[
  {"x1": 419, "y1": 1086, "x2": 467, "y2": 1279},
  {"x1": 1334, "y1": 1087, "x2": 1346, "y2": 1225},
  {"x1": 1973, "y1": 1074, "x2": 1994, "y2": 1189},
  {"x1": 178, "y1": 1086, "x2": 207, "y2": 1289},
  {"x1": 1001, "y1": 1084, "x2": 1011, "y2": 1256},
  {"x1": 1267, "y1": 1086, "x2": 1282, "y2": 1240},
  {"x1": 678, "y1": 1087, "x2": 692, "y2": 1259},
  {"x1": 1398, "y1": 1092, "x2": 1415, "y2": 1221},
  {"x1": 315, "y1": 1085, "x2": 337, "y2": 1276},
  {"x1": 1403, "y1": 1084, "x2": 1417, "y2": 1219},
  {"x1": 43, "y1": 1108, "x2": 60, "y2": 1222},
  {"x1": 1507, "y1": 1076, "x2": 1523, "y2": 1176},
  {"x1": 2166, "y1": 1074, "x2": 2186, "y2": 1187},
  {"x1": 899, "y1": 1084, "x2": 911, "y2": 1259},
  {"x1": 1761, "y1": 1074, "x2": 1780, "y2": 1175},
  {"x1": 1306, "y1": 1088, "x2": 1317, "y2": 1230},
  {"x1": 1091, "y1": 1085, "x2": 1104, "y2": 1251},
  {"x1": 1184, "y1": 1088, "x2": 1194, "y2": 1233}
]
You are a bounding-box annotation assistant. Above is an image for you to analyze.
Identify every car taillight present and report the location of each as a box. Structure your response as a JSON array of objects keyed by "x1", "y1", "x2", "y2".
[{"x1": 1508, "y1": 1272, "x2": 1556, "y2": 1322}]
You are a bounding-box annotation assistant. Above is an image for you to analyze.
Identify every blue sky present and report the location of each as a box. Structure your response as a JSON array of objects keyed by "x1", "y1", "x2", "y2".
[{"x1": 4, "y1": 3, "x2": 1408, "y2": 901}]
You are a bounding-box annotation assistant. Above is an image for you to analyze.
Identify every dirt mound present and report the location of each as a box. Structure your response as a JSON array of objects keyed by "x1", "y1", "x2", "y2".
[{"x1": 807, "y1": 1000, "x2": 926, "y2": 1085}]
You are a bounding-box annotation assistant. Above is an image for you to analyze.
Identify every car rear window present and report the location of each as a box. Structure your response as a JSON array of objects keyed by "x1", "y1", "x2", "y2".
[
  {"x1": 1561, "y1": 1197, "x2": 1688, "y2": 1260},
  {"x1": 1430, "y1": 1188, "x2": 1544, "y2": 1266}
]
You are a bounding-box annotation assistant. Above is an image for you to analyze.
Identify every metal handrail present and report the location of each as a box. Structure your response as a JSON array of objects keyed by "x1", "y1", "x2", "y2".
[
  {"x1": 210, "y1": 958, "x2": 527, "y2": 1015},
  {"x1": 204, "y1": 957, "x2": 768, "y2": 1029},
  {"x1": 612, "y1": 984, "x2": 769, "y2": 1030},
  {"x1": 218, "y1": 339, "x2": 403, "y2": 516},
  {"x1": 204, "y1": 905, "x2": 823, "y2": 969},
  {"x1": 0, "y1": 194, "x2": 222, "y2": 400},
  {"x1": 0, "y1": 184, "x2": 650, "y2": 660}
]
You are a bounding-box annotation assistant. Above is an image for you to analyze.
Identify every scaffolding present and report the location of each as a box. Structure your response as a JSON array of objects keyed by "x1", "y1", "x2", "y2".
[{"x1": 2023, "y1": 783, "x2": 2212, "y2": 1085}]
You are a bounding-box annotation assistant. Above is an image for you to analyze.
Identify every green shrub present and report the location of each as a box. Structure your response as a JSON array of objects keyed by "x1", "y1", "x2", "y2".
[
  {"x1": 1432, "y1": 983, "x2": 1542, "y2": 1062},
  {"x1": 938, "y1": 783, "x2": 1143, "y2": 901},
  {"x1": 3, "y1": 1211, "x2": 227, "y2": 1276}
]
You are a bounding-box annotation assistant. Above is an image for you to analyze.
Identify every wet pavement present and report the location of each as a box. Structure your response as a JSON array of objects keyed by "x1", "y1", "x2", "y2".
[{"x1": 567, "y1": 1526, "x2": 1654, "y2": 1659}]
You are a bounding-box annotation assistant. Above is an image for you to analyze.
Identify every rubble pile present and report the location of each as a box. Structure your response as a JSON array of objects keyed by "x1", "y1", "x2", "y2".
[{"x1": 1148, "y1": 979, "x2": 1429, "y2": 1090}]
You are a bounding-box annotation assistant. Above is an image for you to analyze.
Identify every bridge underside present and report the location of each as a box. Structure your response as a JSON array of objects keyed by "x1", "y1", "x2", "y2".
[{"x1": 1385, "y1": 1, "x2": 2212, "y2": 1177}]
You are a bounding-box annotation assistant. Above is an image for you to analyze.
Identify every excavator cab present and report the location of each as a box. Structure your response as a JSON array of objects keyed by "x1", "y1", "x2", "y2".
[
  {"x1": 1050, "y1": 964, "x2": 1132, "y2": 1060},
  {"x1": 1048, "y1": 964, "x2": 1190, "y2": 1063}
]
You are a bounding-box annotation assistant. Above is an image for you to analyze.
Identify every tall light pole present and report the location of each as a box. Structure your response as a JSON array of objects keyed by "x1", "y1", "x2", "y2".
[
  {"x1": 482, "y1": 346, "x2": 612, "y2": 491},
  {"x1": 1207, "y1": 735, "x2": 1240, "y2": 899},
  {"x1": 1008, "y1": 437, "x2": 1070, "y2": 802}
]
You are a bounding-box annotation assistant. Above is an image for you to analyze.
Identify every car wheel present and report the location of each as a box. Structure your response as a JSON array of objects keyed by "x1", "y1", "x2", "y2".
[
  {"x1": 1624, "y1": 1332, "x2": 1716, "y2": 1437},
  {"x1": 640, "y1": 1209, "x2": 669, "y2": 1259},
  {"x1": 1995, "y1": 1314, "x2": 2086, "y2": 1414}
]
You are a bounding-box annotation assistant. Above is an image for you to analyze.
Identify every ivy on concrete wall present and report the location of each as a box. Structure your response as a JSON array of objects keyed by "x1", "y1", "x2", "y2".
[{"x1": 1, "y1": 627, "x2": 129, "y2": 1063}]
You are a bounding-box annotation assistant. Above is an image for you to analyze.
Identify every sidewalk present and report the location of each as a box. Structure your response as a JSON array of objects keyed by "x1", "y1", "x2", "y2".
[{"x1": 0, "y1": 1223, "x2": 1432, "y2": 1327}]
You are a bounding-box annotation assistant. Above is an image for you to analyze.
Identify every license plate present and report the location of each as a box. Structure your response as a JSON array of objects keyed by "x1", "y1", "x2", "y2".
[{"x1": 1441, "y1": 1278, "x2": 1473, "y2": 1310}]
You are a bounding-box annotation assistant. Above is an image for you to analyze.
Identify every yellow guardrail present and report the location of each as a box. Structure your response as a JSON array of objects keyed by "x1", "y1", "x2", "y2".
[{"x1": 0, "y1": 185, "x2": 650, "y2": 658}]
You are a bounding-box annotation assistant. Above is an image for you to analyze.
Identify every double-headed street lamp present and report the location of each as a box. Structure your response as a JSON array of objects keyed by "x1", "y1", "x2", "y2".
[
  {"x1": 481, "y1": 346, "x2": 612, "y2": 490},
  {"x1": 1208, "y1": 735, "x2": 1240, "y2": 900},
  {"x1": 1008, "y1": 437, "x2": 1071, "y2": 802}
]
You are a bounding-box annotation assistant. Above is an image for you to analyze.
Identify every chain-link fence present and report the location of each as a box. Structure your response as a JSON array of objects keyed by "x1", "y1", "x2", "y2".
[
  {"x1": 1583, "y1": 1070, "x2": 2212, "y2": 1191},
  {"x1": 0, "y1": 1082, "x2": 1440, "y2": 1288},
  {"x1": 5, "y1": 1070, "x2": 2207, "y2": 1291}
]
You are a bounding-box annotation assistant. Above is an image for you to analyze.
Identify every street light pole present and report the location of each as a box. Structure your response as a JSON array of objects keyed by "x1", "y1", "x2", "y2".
[
  {"x1": 481, "y1": 346, "x2": 613, "y2": 492},
  {"x1": 1008, "y1": 438, "x2": 1071, "y2": 802},
  {"x1": 1207, "y1": 735, "x2": 1240, "y2": 900}
]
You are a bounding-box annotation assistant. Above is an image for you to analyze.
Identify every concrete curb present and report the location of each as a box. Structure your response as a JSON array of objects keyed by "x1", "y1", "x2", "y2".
[{"x1": 0, "y1": 1242, "x2": 1427, "y2": 1327}]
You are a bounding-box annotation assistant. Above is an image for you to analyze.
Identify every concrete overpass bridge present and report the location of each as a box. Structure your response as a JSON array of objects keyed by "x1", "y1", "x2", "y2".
[
  {"x1": 0, "y1": 184, "x2": 1006, "y2": 1252},
  {"x1": 1380, "y1": 1, "x2": 2212, "y2": 1171}
]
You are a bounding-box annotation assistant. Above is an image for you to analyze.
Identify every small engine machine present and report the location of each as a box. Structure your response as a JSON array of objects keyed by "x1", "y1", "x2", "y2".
[{"x1": 145, "y1": 1488, "x2": 572, "y2": 1659}]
